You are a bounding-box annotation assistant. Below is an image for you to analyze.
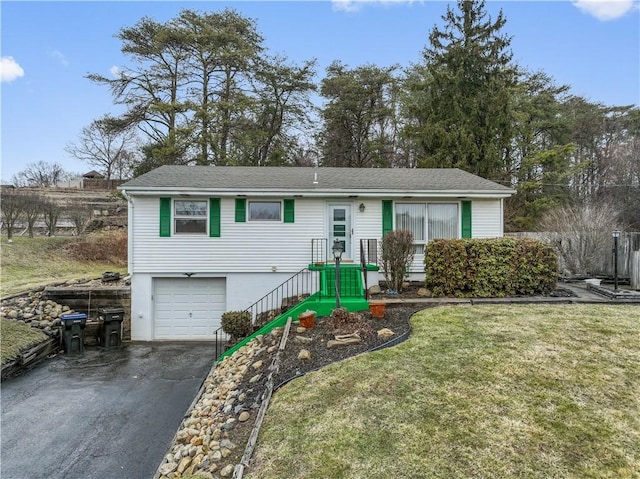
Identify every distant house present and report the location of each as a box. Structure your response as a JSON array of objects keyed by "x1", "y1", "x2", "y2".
[
  {"x1": 119, "y1": 166, "x2": 515, "y2": 341},
  {"x1": 82, "y1": 170, "x2": 104, "y2": 179}
]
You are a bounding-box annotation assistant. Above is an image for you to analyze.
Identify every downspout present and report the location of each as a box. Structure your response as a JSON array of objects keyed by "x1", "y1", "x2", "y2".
[{"x1": 121, "y1": 189, "x2": 134, "y2": 273}]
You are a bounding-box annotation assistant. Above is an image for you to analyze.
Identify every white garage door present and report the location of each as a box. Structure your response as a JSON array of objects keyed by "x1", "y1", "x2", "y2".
[{"x1": 154, "y1": 278, "x2": 226, "y2": 340}]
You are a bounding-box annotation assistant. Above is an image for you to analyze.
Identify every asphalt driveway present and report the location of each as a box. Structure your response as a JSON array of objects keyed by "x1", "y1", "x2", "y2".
[{"x1": 1, "y1": 342, "x2": 218, "y2": 479}]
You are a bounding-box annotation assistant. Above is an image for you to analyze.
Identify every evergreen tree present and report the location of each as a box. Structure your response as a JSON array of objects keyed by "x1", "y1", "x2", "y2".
[{"x1": 405, "y1": 0, "x2": 517, "y2": 179}]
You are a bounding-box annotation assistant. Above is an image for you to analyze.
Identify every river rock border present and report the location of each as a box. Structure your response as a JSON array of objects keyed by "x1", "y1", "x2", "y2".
[{"x1": 155, "y1": 324, "x2": 288, "y2": 479}]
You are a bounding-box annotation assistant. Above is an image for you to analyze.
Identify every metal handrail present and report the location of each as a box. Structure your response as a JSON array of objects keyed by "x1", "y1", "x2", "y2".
[{"x1": 243, "y1": 268, "x2": 318, "y2": 330}]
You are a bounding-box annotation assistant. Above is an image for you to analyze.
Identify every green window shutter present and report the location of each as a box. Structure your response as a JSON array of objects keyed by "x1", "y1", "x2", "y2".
[
  {"x1": 159, "y1": 197, "x2": 171, "y2": 237},
  {"x1": 209, "y1": 198, "x2": 221, "y2": 237},
  {"x1": 461, "y1": 200, "x2": 472, "y2": 238},
  {"x1": 235, "y1": 198, "x2": 246, "y2": 223},
  {"x1": 382, "y1": 200, "x2": 393, "y2": 237},
  {"x1": 283, "y1": 199, "x2": 295, "y2": 223}
]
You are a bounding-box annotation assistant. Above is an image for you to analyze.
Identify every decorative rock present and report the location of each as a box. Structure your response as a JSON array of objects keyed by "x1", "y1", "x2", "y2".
[
  {"x1": 238, "y1": 411, "x2": 251, "y2": 422},
  {"x1": 368, "y1": 284, "x2": 382, "y2": 294},
  {"x1": 220, "y1": 464, "x2": 235, "y2": 477},
  {"x1": 251, "y1": 360, "x2": 263, "y2": 370},
  {"x1": 296, "y1": 326, "x2": 307, "y2": 333},
  {"x1": 298, "y1": 349, "x2": 311, "y2": 360},
  {"x1": 159, "y1": 462, "x2": 177, "y2": 476},
  {"x1": 295, "y1": 335, "x2": 313, "y2": 344},
  {"x1": 221, "y1": 447, "x2": 232, "y2": 458},
  {"x1": 377, "y1": 328, "x2": 395, "y2": 339},
  {"x1": 177, "y1": 456, "x2": 192, "y2": 474},
  {"x1": 249, "y1": 373, "x2": 262, "y2": 383},
  {"x1": 417, "y1": 288, "x2": 431, "y2": 297},
  {"x1": 211, "y1": 450, "x2": 222, "y2": 461},
  {"x1": 220, "y1": 439, "x2": 235, "y2": 450}
]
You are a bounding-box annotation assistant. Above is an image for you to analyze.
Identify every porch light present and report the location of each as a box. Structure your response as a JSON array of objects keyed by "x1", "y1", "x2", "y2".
[
  {"x1": 359, "y1": 203, "x2": 365, "y2": 213},
  {"x1": 332, "y1": 239, "x2": 344, "y2": 260}
]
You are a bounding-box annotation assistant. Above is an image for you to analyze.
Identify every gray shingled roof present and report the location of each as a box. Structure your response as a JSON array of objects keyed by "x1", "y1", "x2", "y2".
[{"x1": 120, "y1": 166, "x2": 513, "y2": 194}]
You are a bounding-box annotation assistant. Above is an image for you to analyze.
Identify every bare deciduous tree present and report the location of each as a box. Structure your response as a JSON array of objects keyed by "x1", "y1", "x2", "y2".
[
  {"x1": 21, "y1": 193, "x2": 43, "y2": 238},
  {"x1": 1, "y1": 191, "x2": 23, "y2": 239},
  {"x1": 538, "y1": 202, "x2": 624, "y2": 276},
  {"x1": 68, "y1": 206, "x2": 93, "y2": 236},
  {"x1": 42, "y1": 199, "x2": 62, "y2": 237},
  {"x1": 66, "y1": 116, "x2": 138, "y2": 179},
  {"x1": 11, "y1": 161, "x2": 70, "y2": 187},
  {"x1": 379, "y1": 229, "x2": 415, "y2": 293}
]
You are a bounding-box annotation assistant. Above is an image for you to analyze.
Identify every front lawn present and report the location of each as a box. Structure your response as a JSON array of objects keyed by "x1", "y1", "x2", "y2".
[
  {"x1": 248, "y1": 304, "x2": 640, "y2": 479},
  {"x1": 1, "y1": 234, "x2": 126, "y2": 296}
]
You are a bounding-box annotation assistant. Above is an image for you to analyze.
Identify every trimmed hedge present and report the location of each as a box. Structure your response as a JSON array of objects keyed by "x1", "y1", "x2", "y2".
[{"x1": 424, "y1": 237, "x2": 558, "y2": 297}]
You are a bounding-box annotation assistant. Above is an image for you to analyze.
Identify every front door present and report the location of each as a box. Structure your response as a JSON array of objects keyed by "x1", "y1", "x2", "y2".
[{"x1": 328, "y1": 203, "x2": 352, "y2": 261}]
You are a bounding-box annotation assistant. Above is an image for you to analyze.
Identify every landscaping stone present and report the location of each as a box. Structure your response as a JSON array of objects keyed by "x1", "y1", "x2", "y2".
[
  {"x1": 155, "y1": 327, "x2": 283, "y2": 479},
  {"x1": 377, "y1": 328, "x2": 395, "y2": 339},
  {"x1": 298, "y1": 349, "x2": 311, "y2": 360}
]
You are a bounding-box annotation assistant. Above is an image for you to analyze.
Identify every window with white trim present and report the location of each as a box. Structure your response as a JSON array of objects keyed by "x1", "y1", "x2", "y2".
[
  {"x1": 174, "y1": 200, "x2": 207, "y2": 234},
  {"x1": 395, "y1": 203, "x2": 426, "y2": 255},
  {"x1": 249, "y1": 201, "x2": 281, "y2": 221},
  {"x1": 395, "y1": 202, "x2": 459, "y2": 253},
  {"x1": 428, "y1": 203, "x2": 459, "y2": 240}
]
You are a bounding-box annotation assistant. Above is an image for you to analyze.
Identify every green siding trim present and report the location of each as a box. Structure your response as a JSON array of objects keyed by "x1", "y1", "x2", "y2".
[
  {"x1": 159, "y1": 197, "x2": 171, "y2": 237},
  {"x1": 209, "y1": 198, "x2": 221, "y2": 237},
  {"x1": 461, "y1": 200, "x2": 472, "y2": 238},
  {"x1": 283, "y1": 199, "x2": 295, "y2": 223},
  {"x1": 382, "y1": 200, "x2": 393, "y2": 237},
  {"x1": 235, "y1": 198, "x2": 246, "y2": 222}
]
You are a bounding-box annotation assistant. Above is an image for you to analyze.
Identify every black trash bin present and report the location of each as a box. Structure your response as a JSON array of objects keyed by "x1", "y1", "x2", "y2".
[
  {"x1": 98, "y1": 307, "x2": 124, "y2": 348},
  {"x1": 60, "y1": 313, "x2": 87, "y2": 355}
]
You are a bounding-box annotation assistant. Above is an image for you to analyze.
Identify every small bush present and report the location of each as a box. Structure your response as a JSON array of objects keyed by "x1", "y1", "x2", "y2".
[
  {"x1": 425, "y1": 237, "x2": 557, "y2": 297},
  {"x1": 380, "y1": 230, "x2": 415, "y2": 293},
  {"x1": 62, "y1": 231, "x2": 127, "y2": 265},
  {"x1": 221, "y1": 311, "x2": 252, "y2": 338}
]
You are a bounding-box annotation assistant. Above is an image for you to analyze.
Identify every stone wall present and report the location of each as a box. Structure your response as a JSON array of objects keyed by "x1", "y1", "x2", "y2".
[{"x1": 43, "y1": 287, "x2": 131, "y2": 340}]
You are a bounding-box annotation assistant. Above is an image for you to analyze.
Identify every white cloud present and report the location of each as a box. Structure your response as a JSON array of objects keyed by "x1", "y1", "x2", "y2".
[
  {"x1": 0, "y1": 56, "x2": 25, "y2": 83},
  {"x1": 572, "y1": 0, "x2": 635, "y2": 20},
  {"x1": 332, "y1": 0, "x2": 418, "y2": 13},
  {"x1": 51, "y1": 50, "x2": 69, "y2": 66}
]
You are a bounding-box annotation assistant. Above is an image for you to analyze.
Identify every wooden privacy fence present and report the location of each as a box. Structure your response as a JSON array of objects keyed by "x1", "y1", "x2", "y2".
[{"x1": 507, "y1": 232, "x2": 640, "y2": 280}]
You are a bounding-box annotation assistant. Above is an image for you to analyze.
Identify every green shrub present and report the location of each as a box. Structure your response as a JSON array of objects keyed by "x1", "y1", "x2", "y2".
[
  {"x1": 221, "y1": 311, "x2": 252, "y2": 338},
  {"x1": 425, "y1": 237, "x2": 557, "y2": 297}
]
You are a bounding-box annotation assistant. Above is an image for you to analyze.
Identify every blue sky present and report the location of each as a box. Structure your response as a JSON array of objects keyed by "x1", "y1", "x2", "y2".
[{"x1": 1, "y1": 0, "x2": 639, "y2": 182}]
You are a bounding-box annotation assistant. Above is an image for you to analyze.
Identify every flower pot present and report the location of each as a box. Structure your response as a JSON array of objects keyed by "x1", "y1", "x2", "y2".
[
  {"x1": 369, "y1": 301, "x2": 386, "y2": 319},
  {"x1": 298, "y1": 311, "x2": 316, "y2": 329}
]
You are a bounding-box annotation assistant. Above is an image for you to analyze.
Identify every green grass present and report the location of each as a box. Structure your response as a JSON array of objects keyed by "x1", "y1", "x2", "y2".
[
  {"x1": 1, "y1": 235, "x2": 126, "y2": 296},
  {"x1": 1, "y1": 319, "x2": 48, "y2": 364},
  {"x1": 248, "y1": 304, "x2": 640, "y2": 479}
]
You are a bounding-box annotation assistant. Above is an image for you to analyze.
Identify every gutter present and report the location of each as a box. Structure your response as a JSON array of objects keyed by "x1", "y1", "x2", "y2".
[{"x1": 120, "y1": 189, "x2": 134, "y2": 274}]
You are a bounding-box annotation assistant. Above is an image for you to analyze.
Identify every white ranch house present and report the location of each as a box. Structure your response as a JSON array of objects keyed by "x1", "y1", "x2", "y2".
[{"x1": 120, "y1": 166, "x2": 514, "y2": 341}]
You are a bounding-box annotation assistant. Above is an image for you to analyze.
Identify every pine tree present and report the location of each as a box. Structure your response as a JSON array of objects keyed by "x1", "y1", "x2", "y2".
[{"x1": 406, "y1": 0, "x2": 517, "y2": 179}]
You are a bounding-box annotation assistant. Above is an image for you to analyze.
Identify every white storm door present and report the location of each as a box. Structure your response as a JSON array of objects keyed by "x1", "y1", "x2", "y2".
[
  {"x1": 154, "y1": 278, "x2": 226, "y2": 340},
  {"x1": 328, "y1": 204, "x2": 353, "y2": 261}
]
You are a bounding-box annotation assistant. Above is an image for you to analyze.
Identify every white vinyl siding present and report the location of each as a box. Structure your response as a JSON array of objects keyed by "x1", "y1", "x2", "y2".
[{"x1": 131, "y1": 197, "x2": 324, "y2": 273}]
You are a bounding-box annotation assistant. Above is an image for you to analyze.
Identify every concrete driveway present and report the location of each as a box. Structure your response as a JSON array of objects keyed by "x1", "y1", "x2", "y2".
[{"x1": 1, "y1": 342, "x2": 218, "y2": 479}]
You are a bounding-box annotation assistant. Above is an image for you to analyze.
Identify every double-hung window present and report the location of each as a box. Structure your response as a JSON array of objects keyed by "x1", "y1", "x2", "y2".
[{"x1": 174, "y1": 200, "x2": 207, "y2": 234}]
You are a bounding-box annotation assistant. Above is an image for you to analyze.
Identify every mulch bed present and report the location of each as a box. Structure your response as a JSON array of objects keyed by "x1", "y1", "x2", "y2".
[{"x1": 271, "y1": 305, "x2": 419, "y2": 390}]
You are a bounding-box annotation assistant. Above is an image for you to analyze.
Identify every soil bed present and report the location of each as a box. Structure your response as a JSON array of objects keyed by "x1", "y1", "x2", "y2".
[{"x1": 272, "y1": 306, "x2": 418, "y2": 390}]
